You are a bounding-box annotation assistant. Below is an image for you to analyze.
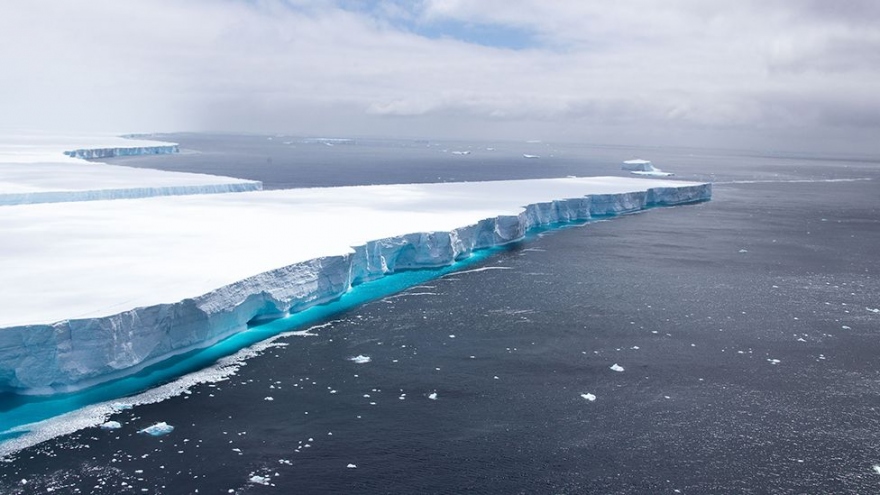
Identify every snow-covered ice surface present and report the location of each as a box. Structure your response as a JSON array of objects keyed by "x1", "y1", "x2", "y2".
[
  {"x1": 0, "y1": 132, "x2": 261, "y2": 205},
  {"x1": 0, "y1": 174, "x2": 709, "y2": 393}
]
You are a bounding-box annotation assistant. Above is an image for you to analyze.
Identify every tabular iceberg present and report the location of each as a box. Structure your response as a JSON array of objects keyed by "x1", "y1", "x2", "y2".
[
  {"x1": 0, "y1": 133, "x2": 262, "y2": 205},
  {"x1": 0, "y1": 177, "x2": 710, "y2": 394}
]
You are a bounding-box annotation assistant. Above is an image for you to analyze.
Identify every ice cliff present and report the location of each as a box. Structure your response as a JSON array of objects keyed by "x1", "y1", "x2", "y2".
[
  {"x1": 63, "y1": 144, "x2": 180, "y2": 159},
  {"x1": 0, "y1": 182, "x2": 263, "y2": 206},
  {"x1": 0, "y1": 183, "x2": 710, "y2": 394},
  {"x1": 0, "y1": 138, "x2": 262, "y2": 206}
]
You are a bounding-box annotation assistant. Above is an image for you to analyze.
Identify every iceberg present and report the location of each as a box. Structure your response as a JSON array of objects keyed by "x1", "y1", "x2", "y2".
[
  {"x1": 0, "y1": 133, "x2": 262, "y2": 205},
  {"x1": 0, "y1": 176, "x2": 710, "y2": 395},
  {"x1": 0, "y1": 142, "x2": 710, "y2": 395},
  {"x1": 622, "y1": 159, "x2": 674, "y2": 177}
]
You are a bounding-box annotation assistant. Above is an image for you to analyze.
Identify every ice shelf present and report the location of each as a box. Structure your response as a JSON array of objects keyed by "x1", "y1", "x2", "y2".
[
  {"x1": 0, "y1": 132, "x2": 262, "y2": 205},
  {"x1": 0, "y1": 175, "x2": 710, "y2": 393}
]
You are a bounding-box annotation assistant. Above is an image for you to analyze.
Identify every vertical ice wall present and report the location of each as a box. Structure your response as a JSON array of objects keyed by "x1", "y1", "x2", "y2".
[{"x1": 0, "y1": 183, "x2": 710, "y2": 394}]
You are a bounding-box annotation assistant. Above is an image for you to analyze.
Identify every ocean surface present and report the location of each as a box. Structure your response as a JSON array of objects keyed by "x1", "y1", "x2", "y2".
[{"x1": 1, "y1": 135, "x2": 879, "y2": 494}]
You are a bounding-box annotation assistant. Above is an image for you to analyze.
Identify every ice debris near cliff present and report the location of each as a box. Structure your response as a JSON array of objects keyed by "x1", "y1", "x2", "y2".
[
  {"x1": 138, "y1": 422, "x2": 174, "y2": 436},
  {"x1": 0, "y1": 138, "x2": 710, "y2": 394}
]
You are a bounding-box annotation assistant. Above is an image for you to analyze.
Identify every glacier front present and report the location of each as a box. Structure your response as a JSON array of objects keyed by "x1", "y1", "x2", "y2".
[{"x1": 0, "y1": 176, "x2": 710, "y2": 394}]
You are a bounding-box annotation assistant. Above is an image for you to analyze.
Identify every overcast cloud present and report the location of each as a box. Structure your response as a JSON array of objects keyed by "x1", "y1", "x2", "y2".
[{"x1": 1, "y1": 0, "x2": 878, "y2": 152}]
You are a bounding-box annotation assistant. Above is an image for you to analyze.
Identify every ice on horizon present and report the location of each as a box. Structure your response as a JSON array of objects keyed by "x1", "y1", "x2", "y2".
[{"x1": 622, "y1": 159, "x2": 674, "y2": 177}]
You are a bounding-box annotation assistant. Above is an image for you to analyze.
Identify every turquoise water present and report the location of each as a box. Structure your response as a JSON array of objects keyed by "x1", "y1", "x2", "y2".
[{"x1": 0, "y1": 242, "x2": 513, "y2": 439}]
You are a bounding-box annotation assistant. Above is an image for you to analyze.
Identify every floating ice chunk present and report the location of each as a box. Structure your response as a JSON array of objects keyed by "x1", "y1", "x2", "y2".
[
  {"x1": 523, "y1": 154, "x2": 540, "y2": 159},
  {"x1": 738, "y1": 249, "x2": 749, "y2": 253},
  {"x1": 347, "y1": 463, "x2": 357, "y2": 468},
  {"x1": 249, "y1": 475, "x2": 271, "y2": 485},
  {"x1": 111, "y1": 403, "x2": 132, "y2": 412},
  {"x1": 842, "y1": 325, "x2": 851, "y2": 330},
  {"x1": 451, "y1": 151, "x2": 470, "y2": 155},
  {"x1": 428, "y1": 392, "x2": 438, "y2": 400},
  {"x1": 610, "y1": 364, "x2": 625, "y2": 372},
  {"x1": 138, "y1": 422, "x2": 174, "y2": 437},
  {"x1": 580, "y1": 393, "x2": 596, "y2": 402},
  {"x1": 868, "y1": 308, "x2": 880, "y2": 314},
  {"x1": 100, "y1": 421, "x2": 122, "y2": 430},
  {"x1": 349, "y1": 355, "x2": 372, "y2": 364},
  {"x1": 873, "y1": 465, "x2": 880, "y2": 475},
  {"x1": 264, "y1": 396, "x2": 274, "y2": 401},
  {"x1": 767, "y1": 359, "x2": 781, "y2": 365}
]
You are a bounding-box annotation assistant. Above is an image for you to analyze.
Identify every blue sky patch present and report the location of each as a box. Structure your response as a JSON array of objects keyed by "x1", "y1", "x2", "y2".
[{"x1": 334, "y1": 0, "x2": 540, "y2": 50}]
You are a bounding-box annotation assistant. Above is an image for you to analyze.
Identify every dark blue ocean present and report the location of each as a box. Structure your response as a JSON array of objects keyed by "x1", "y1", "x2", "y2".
[{"x1": 1, "y1": 135, "x2": 879, "y2": 494}]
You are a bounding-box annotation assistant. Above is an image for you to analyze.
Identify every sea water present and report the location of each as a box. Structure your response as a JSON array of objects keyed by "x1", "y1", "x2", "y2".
[{"x1": 0, "y1": 136, "x2": 878, "y2": 493}]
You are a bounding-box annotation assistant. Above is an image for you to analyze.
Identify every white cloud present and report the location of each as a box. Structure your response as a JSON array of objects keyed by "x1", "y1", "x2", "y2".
[{"x1": 0, "y1": 0, "x2": 877, "y2": 152}]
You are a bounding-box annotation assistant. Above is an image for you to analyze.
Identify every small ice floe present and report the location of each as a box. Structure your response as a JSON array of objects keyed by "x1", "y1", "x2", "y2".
[
  {"x1": 738, "y1": 249, "x2": 749, "y2": 253},
  {"x1": 110, "y1": 402, "x2": 132, "y2": 412},
  {"x1": 249, "y1": 475, "x2": 272, "y2": 485},
  {"x1": 100, "y1": 421, "x2": 122, "y2": 430},
  {"x1": 264, "y1": 396, "x2": 274, "y2": 401},
  {"x1": 451, "y1": 150, "x2": 470, "y2": 155},
  {"x1": 523, "y1": 154, "x2": 540, "y2": 159},
  {"x1": 428, "y1": 392, "x2": 438, "y2": 400},
  {"x1": 767, "y1": 358, "x2": 781, "y2": 365},
  {"x1": 349, "y1": 355, "x2": 372, "y2": 364},
  {"x1": 580, "y1": 393, "x2": 597, "y2": 402},
  {"x1": 347, "y1": 463, "x2": 357, "y2": 469},
  {"x1": 138, "y1": 422, "x2": 174, "y2": 437},
  {"x1": 842, "y1": 325, "x2": 851, "y2": 330},
  {"x1": 610, "y1": 364, "x2": 625, "y2": 372},
  {"x1": 868, "y1": 308, "x2": 880, "y2": 314},
  {"x1": 873, "y1": 464, "x2": 880, "y2": 475}
]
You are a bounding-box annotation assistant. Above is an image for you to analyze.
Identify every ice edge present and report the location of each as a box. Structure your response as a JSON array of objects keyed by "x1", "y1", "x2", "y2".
[
  {"x1": 0, "y1": 183, "x2": 711, "y2": 394},
  {"x1": 0, "y1": 141, "x2": 263, "y2": 206}
]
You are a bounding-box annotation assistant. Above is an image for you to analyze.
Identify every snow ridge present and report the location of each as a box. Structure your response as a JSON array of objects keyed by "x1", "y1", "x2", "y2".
[{"x1": 0, "y1": 183, "x2": 710, "y2": 394}]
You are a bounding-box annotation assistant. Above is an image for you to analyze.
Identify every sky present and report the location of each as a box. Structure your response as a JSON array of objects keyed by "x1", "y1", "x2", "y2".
[{"x1": 1, "y1": 0, "x2": 878, "y2": 153}]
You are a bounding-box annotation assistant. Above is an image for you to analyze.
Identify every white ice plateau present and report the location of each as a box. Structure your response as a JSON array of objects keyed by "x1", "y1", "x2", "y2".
[
  {"x1": 0, "y1": 132, "x2": 261, "y2": 205},
  {"x1": 0, "y1": 134, "x2": 710, "y2": 394}
]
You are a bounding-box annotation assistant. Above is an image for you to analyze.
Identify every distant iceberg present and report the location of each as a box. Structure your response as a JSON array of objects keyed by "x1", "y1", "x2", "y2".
[{"x1": 622, "y1": 159, "x2": 674, "y2": 177}]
